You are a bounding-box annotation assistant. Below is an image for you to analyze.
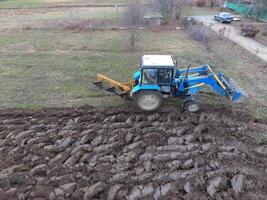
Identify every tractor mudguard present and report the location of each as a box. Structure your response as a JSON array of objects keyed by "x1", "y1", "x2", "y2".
[{"x1": 131, "y1": 85, "x2": 161, "y2": 96}]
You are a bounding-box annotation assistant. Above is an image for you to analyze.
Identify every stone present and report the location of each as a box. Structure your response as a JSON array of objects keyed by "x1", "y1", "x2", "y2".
[
  {"x1": 11, "y1": 173, "x2": 34, "y2": 186},
  {"x1": 186, "y1": 143, "x2": 197, "y2": 151},
  {"x1": 218, "y1": 145, "x2": 236, "y2": 152},
  {"x1": 54, "y1": 188, "x2": 64, "y2": 197},
  {"x1": 128, "y1": 186, "x2": 142, "y2": 200},
  {"x1": 184, "y1": 134, "x2": 194, "y2": 144},
  {"x1": 154, "y1": 183, "x2": 172, "y2": 200},
  {"x1": 29, "y1": 185, "x2": 51, "y2": 198},
  {"x1": 118, "y1": 151, "x2": 138, "y2": 164},
  {"x1": 176, "y1": 128, "x2": 185, "y2": 136},
  {"x1": 109, "y1": 122, "x2": 131, "y2": 130},
  {"x1": 153, "y1": 187, "x2": 161, "y2": 200},
  {"x1": 207, "y1": 176, "x2": 222, "y2": 197},
  {"x1": 141, "y1": 184, "x2": 154, "y2": 196},
  {"x1": 91, "y1": 135, "x2": 103, "y2": 146},
  {"x1": 135, "y1": 172, "x2": 153, "y2": 182},
  {"x1": 57, "y1": 137, "x2": 73, "y2": 149},
  {"x1": 98, "y1": 155, "x2": 115, "y2": 163},
  {"x1": 231, "y1": 174, "x2": 244, "y2": 193},
  {"x1": 108, "y1": 135, "x2": 118, "y2": 143},
  {"x1": 29, "y1": 164, "x2": 47, "y2": 176},
  {"x1": 184, "y1": 182, "x2": 191, "y2": 193},
  {"x1": 167, "y1": 160, "x2": 181, "y2": 170},
  {"x1": 153, "y1": 173, "x2": 169, "y2": 182},
  {"x1": 112, "y1": 113, "x2": 128, "y2": 122},
  {"x1": 63, "y1": 154, "x2": 79, "y2": 168},
  {"x1": 208, "y1": 160, "x2": 220, "y2": 170},
  {"x1": 49, "y1": 151, "x2": 70, "y2": 166},
  {"x1": 135, "y1": 167, "x2": 144, "y2": 175},
  {"x1": 83, "y1": 181, "x2": 106, "y2": 199},
  {"x1": 49, "y1": 192, "x2": 56, "y2": 200},
  {"x1": 123, "y1": 141, "x2": 142, "y2": 153},
  {"x1": 182, "y1": 159, "x2": 194, "y2": 169},
  {"x1": 0, "y1": 164, "x2": 28, "y2": 179},
  {"x1": 144, "y1": 161, "x2": 151, "y2": 171},
  {"x1": 81, "y1": 144, "x2": 92, "y2": 152},
  {"x1": 153, "y1": 153, "x2": 171, "y2": 161},
  {"x1": 89, "y1": 154, "x2": 98, "y2": 167},
  {"x1": 59, "y1": 182, "x2": 77, "y2": 194},
  {"x1": 6, "y1": 188, "x2": 18, "y2": 197},
  {"x1": 161, "y1": 183, "x2": 172, "y2": 196},
  {"x1": 168, "y1": 137, "x2": 178, "y2": 145},
  {"x1": 153, "y1": 152, "x2": 178, "y2": 161},
  {"x1": 165, "y1": 145, "x2": 187, "y2": 151},
  {"x1": 0, "y1": 188, "x2": 8, "y2": 200},
  {"x1": 15, "y1": 130, "x2": 33, "y2": 142},
  {"x1": 126, "y1": 115, "x2": 135, "y2": 125},
  {"x1": 255, "y1": 146, "x2": 267, "y2": 156},
  {"x1": 147, "y1": 113, "x2": 160, "y2": 121},
  {"x1": 108, "y1": 184, "x2": 124, "y2": 200},
  {"x1": 111, "y1": 171, "x2": 129, "y2": 182},
  {"x1": 168, "y1": 169, "x2": 198, "y2": 180},
  {"x1": 93, "y1": 142, "x2": 120, "y2": 153},
  {"x1": 193, "y1": 124, "x2": 207, "y2": 134},
  {"x1": 125, "y1": 133, "x2": 133, "y2": 142},
  {"x1": 44, "y1": 145, "x2": 59, "y2": 152},
  {"x1": 201, "y1": 143, "x2": 212, "y2": 151}
]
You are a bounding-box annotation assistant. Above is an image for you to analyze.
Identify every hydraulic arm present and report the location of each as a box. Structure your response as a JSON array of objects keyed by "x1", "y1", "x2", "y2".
[{"x1": 177, "y1": 65, "x2": 244, "y2": 102}]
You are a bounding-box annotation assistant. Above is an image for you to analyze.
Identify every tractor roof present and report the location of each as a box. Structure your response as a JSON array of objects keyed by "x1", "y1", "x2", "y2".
[{"x1": 141, "y1": 55, "x2": 175, "y2": 68}]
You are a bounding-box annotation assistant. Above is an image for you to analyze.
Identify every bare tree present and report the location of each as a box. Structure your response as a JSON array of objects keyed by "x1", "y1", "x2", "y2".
[
  {"x1": 115, "y1": 0, "x2": 118, "y2": 13},
  {"x1": 174, "y1": 0, "x2": 193, "y2": 21},
  {"x1": 154, "y1": 0, "x2": 175, "y2": 24},
  {"x1": 123, "y1": 0, "x2": 144, "y2": 49},
  {"x1": 253, "y1": 0, "x2": 267, "y2": 20},
  {"x1": 209, "y1": 0, "x2": 217, "y2": 8},
  {"x1": 246, "y1": 0, "x2": 267, "y2": 20}
]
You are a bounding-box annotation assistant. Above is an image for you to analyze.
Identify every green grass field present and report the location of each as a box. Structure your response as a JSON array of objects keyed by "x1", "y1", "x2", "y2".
[
  {"x1": 0, "y1": 2, "x2": 266, "y2": 118},
  {"x1": 0, "y1": 0, "x2": 129, "y2": 9}
]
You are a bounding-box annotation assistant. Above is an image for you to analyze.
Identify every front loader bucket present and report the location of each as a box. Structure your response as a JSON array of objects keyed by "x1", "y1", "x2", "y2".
[
  {"x1": 94, "y1": 74, "x2": 132, "y2": 98},
  {"x1": 218, "y1": 73, "x2": 247, "y2": 102}
]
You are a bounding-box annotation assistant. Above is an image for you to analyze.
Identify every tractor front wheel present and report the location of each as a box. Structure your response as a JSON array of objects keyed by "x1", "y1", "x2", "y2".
[
  {"x1": 134, "y1": 90, "x2": 163, "y2": 112},
  {"x1": 183, "y1": 100, "x2": 201, "y2": 113}
]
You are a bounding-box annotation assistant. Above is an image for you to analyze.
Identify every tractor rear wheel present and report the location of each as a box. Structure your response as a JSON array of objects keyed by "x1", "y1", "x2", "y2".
[
  {"x1": 135, "y1": 90, "x2": 163, "y2": 112},
  {"x1": 183, "y1": 100, "x2": 201, "y2": 113}
]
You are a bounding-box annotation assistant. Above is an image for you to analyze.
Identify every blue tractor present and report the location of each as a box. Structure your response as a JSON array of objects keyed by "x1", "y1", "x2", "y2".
[{"x1": 94, "y1": 55, "x2": 245, "y2": 112}]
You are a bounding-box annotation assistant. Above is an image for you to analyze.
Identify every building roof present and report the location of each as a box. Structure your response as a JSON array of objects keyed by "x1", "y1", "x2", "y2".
[{"x1": 141, "y1": 55, "x2": 175, "y2": 68}]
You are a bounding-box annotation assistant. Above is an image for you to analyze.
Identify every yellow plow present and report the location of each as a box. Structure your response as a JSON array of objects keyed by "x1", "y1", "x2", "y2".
[{"x1": 94, "y1": 74, "x2": 133, "y2": 97}]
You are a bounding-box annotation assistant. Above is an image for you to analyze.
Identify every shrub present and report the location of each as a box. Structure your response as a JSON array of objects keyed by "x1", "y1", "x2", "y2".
[
  {"x1": 195, "y1": 0, "x2": 206, "y2": 7},
  {"x1": 189, "y1": 23, "x2": 213, "y2": 49}
]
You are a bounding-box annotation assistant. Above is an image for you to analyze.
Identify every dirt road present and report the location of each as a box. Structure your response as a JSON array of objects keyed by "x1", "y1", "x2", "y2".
[
  {"x1": 0, "y1": 105, "x2": 266, "y2": 199},
  {"x1": 194, "y1": 15, "x2": 267, "y2": 63}
]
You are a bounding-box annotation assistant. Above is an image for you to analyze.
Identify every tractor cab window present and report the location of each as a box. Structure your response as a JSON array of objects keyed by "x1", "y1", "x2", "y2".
[
  {"x1": 142, "y1": 69, "x2": 157, "y2": 84},
  {"x1": 158, "y1": 69, "x2": 172, "y2": 85}
]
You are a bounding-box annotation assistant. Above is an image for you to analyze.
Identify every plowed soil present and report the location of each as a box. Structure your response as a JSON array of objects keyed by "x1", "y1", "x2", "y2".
[{"x1": 0, "y1": 105, "x2": 266, "y2": 200}]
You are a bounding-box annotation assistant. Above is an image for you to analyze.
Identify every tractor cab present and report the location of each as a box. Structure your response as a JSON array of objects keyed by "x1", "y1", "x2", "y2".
[{"x1": 138, "y1": 55, "x2": 176, "y2": 94}]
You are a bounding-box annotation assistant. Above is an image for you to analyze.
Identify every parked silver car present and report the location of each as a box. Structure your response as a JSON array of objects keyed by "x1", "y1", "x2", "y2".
[{"x1": 214, "y1": 12, "x2": 234, "y2": 23}]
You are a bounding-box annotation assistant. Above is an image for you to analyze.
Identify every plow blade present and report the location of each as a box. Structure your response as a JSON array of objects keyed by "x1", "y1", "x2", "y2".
[
  {"x1": 94, "y1": 74, "x2": 132, "y2": 97},
  {"x1": 219, "y1": 74, "x2": 247, "y2": 102},
  {"x1": 105, "y1": 86, "x2": 116, "y2": 93},
  {"x1": 93, "y1": 81, "x2": 103, "y2": 88},
  {"x1": 114, "y1": 90, "x2": 129, "y2": 97}
]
